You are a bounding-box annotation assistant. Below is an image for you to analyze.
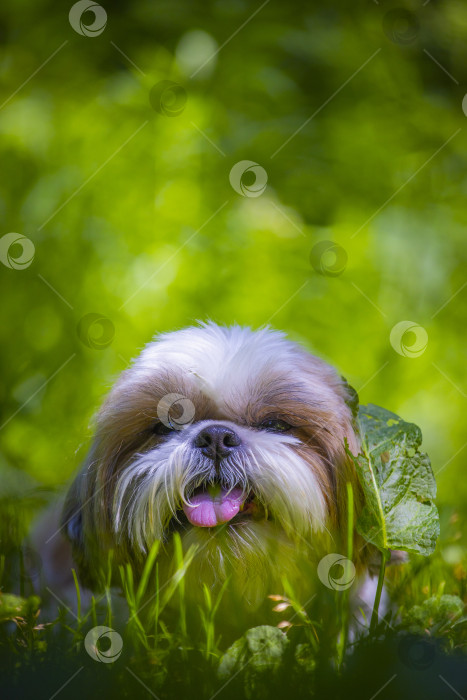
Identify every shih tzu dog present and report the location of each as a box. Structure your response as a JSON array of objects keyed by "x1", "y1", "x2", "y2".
[{"x1": 39, "y1": 322, "x2": 373, "y2": 611}]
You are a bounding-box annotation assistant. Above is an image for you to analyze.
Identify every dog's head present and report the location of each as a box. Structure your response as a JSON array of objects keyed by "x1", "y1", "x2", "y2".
[{"x1": 63, "y1": 323, "x2": 362, "y2": 593}]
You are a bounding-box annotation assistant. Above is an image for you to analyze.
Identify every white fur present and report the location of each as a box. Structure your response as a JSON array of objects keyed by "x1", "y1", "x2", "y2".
[
  {"x1": 113, "y1": 418, "x2": 327, "y2": 553},
  {"x1": 108, "y1": 323, "x2": 344, "y2": 563},
  {"x1": 122, "y1": 323, "x2": 341, "y2": 416}
]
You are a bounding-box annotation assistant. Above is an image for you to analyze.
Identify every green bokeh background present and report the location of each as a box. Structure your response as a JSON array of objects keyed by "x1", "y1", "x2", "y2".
[{"x1": 0, "y1": 0, "x2": 465, "y2": 519}]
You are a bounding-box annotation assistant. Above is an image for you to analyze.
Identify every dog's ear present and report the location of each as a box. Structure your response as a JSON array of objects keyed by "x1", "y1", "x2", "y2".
[
  {"x1": 61, "y1": 471, "x2": 84, "y2": 551},
  {"x1": 61, "y1": 465, "x2": 100, "y2": 589}
]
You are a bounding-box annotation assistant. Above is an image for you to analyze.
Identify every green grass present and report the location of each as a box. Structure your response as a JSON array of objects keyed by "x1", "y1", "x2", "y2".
[{"x1": 0, "y1": 496, "x2": 467, "y2": 699}]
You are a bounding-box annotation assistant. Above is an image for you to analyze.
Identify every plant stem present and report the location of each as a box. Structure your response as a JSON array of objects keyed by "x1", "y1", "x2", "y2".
[
  {"x1": 337, "y1": 482, "x2": 354, "y2": 668},
  {"x1": 370, "y1": 550, "x2": 388, "y2": 634}
]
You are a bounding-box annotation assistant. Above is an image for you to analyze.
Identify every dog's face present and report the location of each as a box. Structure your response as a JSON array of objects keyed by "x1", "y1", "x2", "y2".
[{"x1": 63, "y1": 323, "x2": 361, "y2": 595}]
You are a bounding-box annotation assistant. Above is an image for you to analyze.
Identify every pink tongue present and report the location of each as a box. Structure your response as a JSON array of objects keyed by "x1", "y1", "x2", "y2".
[{"x1": 182, "y1": 487, "x2": 245, "y2": 527}]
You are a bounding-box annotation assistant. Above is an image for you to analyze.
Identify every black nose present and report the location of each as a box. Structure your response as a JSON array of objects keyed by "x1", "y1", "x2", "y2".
[{"x1": 194, "y1": 424, "x2": 241, "y2": 460}]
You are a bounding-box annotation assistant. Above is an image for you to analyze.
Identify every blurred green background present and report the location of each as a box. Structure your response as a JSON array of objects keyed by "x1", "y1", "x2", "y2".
[{"x1": 0, "y1": 0, "x2": 466, "y2": 521}]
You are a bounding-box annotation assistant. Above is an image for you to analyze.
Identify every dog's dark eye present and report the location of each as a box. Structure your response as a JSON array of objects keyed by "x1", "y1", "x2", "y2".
[
  {"x1": 258, "y1": 419, "x2": 292, "y2": 433},
  {"x1": 153, "y1": 420, "x2": 175, "y2": 436}
]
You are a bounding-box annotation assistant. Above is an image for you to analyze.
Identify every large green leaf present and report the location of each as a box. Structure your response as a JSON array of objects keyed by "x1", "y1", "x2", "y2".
[{"x1": 347, "y1": 403, "x2": 440, "y2": 556}]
